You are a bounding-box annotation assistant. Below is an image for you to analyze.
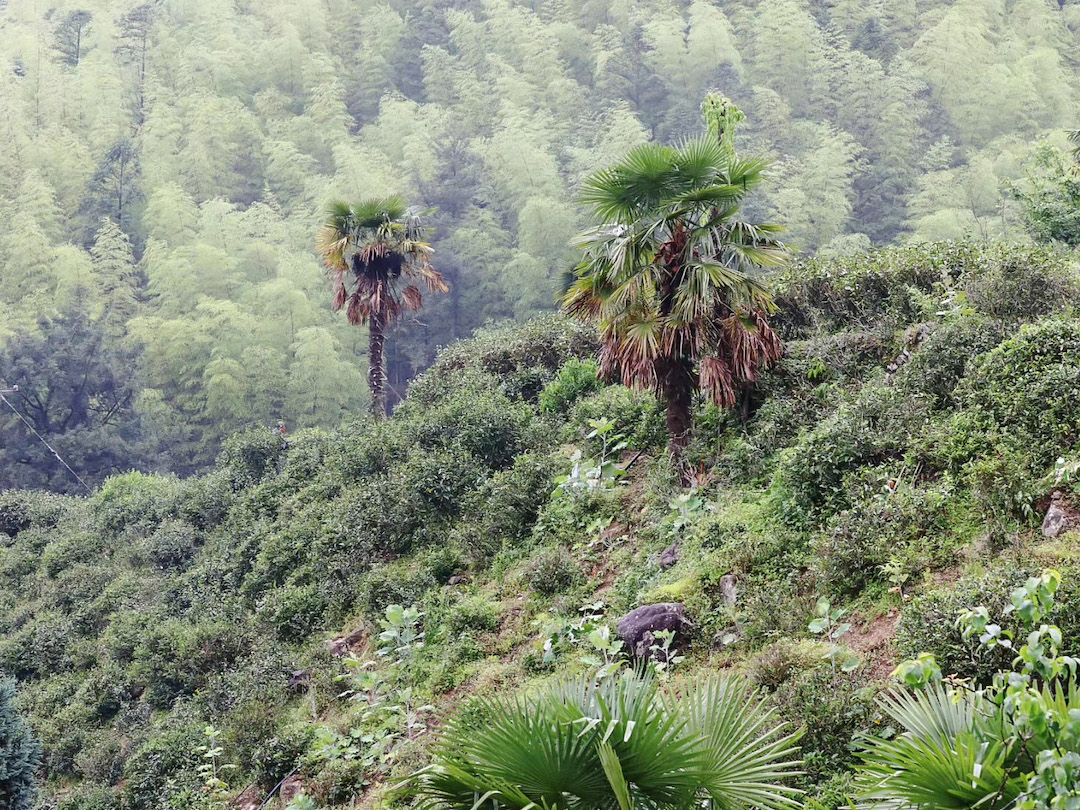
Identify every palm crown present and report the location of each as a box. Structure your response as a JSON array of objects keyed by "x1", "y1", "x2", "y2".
[
  {"x1": 316, "y1": 197, "x2": 446, "y2": 326},
  {"x1": 563, "y1": 133, "x2": 789, "y2": 454},
  {"x1": 316, "y1": 197, "x2": 447, "y2": 417}
]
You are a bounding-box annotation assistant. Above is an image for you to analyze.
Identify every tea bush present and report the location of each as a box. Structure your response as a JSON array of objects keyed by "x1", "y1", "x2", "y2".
[
  {"x1": 566, "y1": 385, "x2": 666, "y2": 451},
  {"x1": 957, "y1": 317, "x2": 1080, "y2": 466},
  {"x1": 894, "y1": 563, "x2": 1080, "y2": 683},
  {"x1": 539, "y1": 358, "x2": 603, "y2": 414},
  {"x1": 773, "y1": 669, "x2": 880, "y2": 783},
  {"x1": 812, "y1": 484, "x2": 952, "y2": 596},
  {"x1": 525, "y1": 547, "x2": 583, "y2": 596}
]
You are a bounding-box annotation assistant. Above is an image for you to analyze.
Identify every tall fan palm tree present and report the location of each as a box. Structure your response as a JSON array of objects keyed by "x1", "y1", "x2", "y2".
[
  {"x1": 316, "y1": 197, "x2": 447, "y2": 418},
  {"x1": 563, "y1": 105, "x2": 789, "y2": 461},
  {"x1": 406, "y1": 670, "x2": 802, "y2": 810}
]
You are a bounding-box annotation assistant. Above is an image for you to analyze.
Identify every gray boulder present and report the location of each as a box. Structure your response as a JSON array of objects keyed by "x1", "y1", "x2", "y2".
[
  {"x1": 1043, "y1": 491, "x2": 1079, "y2": 538},
  {"x1": 616, "y1": 602, "x2": 692, "y2": 659}
]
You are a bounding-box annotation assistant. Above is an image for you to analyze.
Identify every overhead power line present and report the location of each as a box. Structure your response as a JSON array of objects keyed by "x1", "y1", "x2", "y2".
[{"x1": 0, "y1": 384, "x2": 93, "y2": 494}]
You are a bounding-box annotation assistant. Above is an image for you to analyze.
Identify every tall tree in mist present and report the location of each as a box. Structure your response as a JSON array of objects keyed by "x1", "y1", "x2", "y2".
[
  {"x1": 317, "y1": 198, "x2": 447, "y2": 418},
  {"x1": 563, "y1": 97, "x2": 788, "y2": 464}
]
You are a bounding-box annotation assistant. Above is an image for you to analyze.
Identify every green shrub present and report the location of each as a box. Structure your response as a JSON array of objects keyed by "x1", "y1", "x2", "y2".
[
  {"x1": 891, "y1": 318, "x2": 1005, "y2": 409},
  {"x1": 257, "y1": 583, "x2": 330, "y2": 643},
  {"x1": 897, "y1": 563, "x2": 1080, "y2": 681},
  {"x1": 172, "y1": 470, "x2": 235, "y2": 530},
  {"x1": 443, "y1": 595, "x2": 500, "y2": 634},
  {"x1": 0, "y1": 490, "x2": 70, "y2": 538},
  {"x1": 460, "y1": 451, "x2": 562, "y2": 560},
  {"x1": 41, "y1": 531, "x2": 110, "y2": 579},
  {"x1": 806, "y1": 772, "x2": 857, "y2": 810},
  {"x1": 140, "y1": 519, "x2": 200, "y2": 571},
  {"x1": 746, "y1": 639, "x2": 825, "y2": 691},
  {"x1": 73, "y1": 730, "x2": 124, "y2": 782},
  {"x1": 332, "y1": 419, "x2": 407, "y2": 481},
  {"x1": 962, "y1": 448, "x2": 1041, "y2": 542},
  {"x1": 397, "y1": 381, "x2": 535, "y2": 470},
  {"x1": 566, "y1": 385, "x2": 666, "y2": 451},
  {"x1": 356, "y1": 565, "x2": 436, "y2": 620},
  {"x1": 421, "y1": 544, "x2": 465, "y2": 584},
  {"x1": 771, "y1": 243, "x2": 950, "y2": 338},
  {"x1": 771, "y1": 409, "x2": 878, "y2": 521},
  {"x1": 539, "y1": 358, "x2": 602, "y2": 414},
  {"x1": 771, "y1": 242, "x2": 1073, "y2": 340},
  {"x1": 92, "y1": 472, "x2": 182, "y2": 538},
  {"x1": 338, "y1": 476, "x2": 434, "y2": 556},
  {"x1": 525, "y1": 547, "x2": 582, "y2": 596},
  {"x1": 71, "y1": 664, "x2": 130, "y2": 723},
  {"x1": 131, "y1": 619, "x2": 250, "y2": 708},
  {"x1": 391, "y1": 447, "x2": 487, "y2": 518},
  {"x1": 56, "y1": 787, "x2": 120, "y2": 810},
  {"x1": 251, "y1": 726, "x2": 314, "y2": 790},
  {"x1": 773, "y1": 669, "x2": 880, "y2": 782},
  {"x1": 305, "y1": 756, "x2": 370, "y2": 805},
  {"x1": 957, "y1": 318, "x2": 1080, "y2": 467},
  {"x1": 215, "y1": 428, "x2": 288, "y2": 492},
  {"x1": 121, "y1": 725, "x2": 204, "y2": 810},
  {"x1": 772, "y1": 381, "x2": 930, "y2": 522},
  {"x1": 0, "y1": 613, "x2": 76, "y2": 680},
  {"x1": 415, "y1": 315, "x2": 598, "y2": 403},
  {"x1": 959, "y1": 243, "x2": 1076, "y2": 322},
  {"x1": 892, "y1": 563, "x2": 1080, "y2": 683},
  {"x1": 812, "y1": 483, "x2": 953, "y2": 597}
]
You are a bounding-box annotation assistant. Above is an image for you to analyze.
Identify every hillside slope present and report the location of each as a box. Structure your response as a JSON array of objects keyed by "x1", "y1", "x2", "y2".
[{"x1": 6, "y1": 242, "x2": 1080, "y2": 809}]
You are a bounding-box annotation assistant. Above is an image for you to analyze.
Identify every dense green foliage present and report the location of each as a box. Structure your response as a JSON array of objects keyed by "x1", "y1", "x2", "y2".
[
  {"x1": 5, "y1": 242, "x2": 1080, "y2": 809},
  {"x1": 0, "y1": 678, "x2": 41, "y2": 810},
  {"x1": 3, "y1": 0, "x2": 1080, "y2": 485},
  {"x1": 861, "y1": 570, "x2": 1080, "y2": 810}
]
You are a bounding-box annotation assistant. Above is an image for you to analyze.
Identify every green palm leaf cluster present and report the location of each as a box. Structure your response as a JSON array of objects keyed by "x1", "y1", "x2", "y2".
[
  {"x1": 855, "y1": 685, "x2": 1022, "y2": 810},
  {"x1": 316, "y1": 196, "x2": 447, "y2": 417},
  {"x1": 406, "y1": 670, "x2": 801, "y2": 810},
  {"x1": 854, "y1": 681, "x2": 1080, "y2": 810},
  {"x1": 563, "y1": 132, "x2": 789, "y2": 455}
]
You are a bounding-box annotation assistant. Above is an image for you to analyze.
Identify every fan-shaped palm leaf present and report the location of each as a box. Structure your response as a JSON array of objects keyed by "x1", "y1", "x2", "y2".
[
  {"x1": 854, "y1": 685, "x2": 1023, "y2": 810},
  {"x1": 406, "y1": 671, "x2": 800, "y2": 810}
]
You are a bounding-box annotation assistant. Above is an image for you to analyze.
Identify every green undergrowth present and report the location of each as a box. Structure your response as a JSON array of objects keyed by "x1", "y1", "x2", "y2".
[{"x1": 5, "y1": 243, "x2": 1080, "y2": 809}]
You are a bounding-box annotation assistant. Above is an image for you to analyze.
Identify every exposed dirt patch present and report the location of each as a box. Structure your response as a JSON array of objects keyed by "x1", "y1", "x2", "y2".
[
  {"x1": 232, "y1": 784, "x2": 262, "y2": 810},
  {"x1": 846, "y1": 610, "x2": 900, "y2": 681}
]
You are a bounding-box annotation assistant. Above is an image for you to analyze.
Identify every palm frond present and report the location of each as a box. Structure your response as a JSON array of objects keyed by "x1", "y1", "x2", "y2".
[
  {"x1": 351, "y1": 196, "x2": 408, "y2": 229},
  {"x1": 673, "y1": 137, "x2": 730, "y2": 188},
  {"x1": 578, "y1": 144, "x2": 682, "y2": 223},
  {"x1": 407, "y1": 672, "x2": 797, "y2": 810},
  {"x1": 678, "y1": 676, "x2": 803, "y2": 810},
  {"x1": 854, "y1": 686, "x2": 1022, "y2": 810}
]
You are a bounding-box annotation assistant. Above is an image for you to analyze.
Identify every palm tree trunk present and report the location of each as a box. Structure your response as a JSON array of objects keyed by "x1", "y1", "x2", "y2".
[
  {"x1": 658, "y1": 357, "x2": 694, "y2": 475},
  {"x1": 368, "y1": 310, "x2": 387, "y2": 419},
  {"x1": 663, "y1": 382, "x2": 692, "y2": 456}
]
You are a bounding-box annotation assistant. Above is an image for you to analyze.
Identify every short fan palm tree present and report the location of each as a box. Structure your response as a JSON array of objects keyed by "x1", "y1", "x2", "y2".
[
  {"x1": 563, "y1": 130, "x2": 789, "y2": 460},
  {"x1": 406, "y1": 670, "x2": 802, "y2": 810},
  {"x1": 854, "y1": 683, "x2": 1026, "y2": 810},
  {"x1": 316, "y1": 197, "x2": 447, "y2": 418}
]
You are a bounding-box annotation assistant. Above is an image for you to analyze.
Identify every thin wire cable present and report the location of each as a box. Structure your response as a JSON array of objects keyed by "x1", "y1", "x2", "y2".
[{"x1": 0, "y1": 391, "x2": 93, "y2": 494}]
